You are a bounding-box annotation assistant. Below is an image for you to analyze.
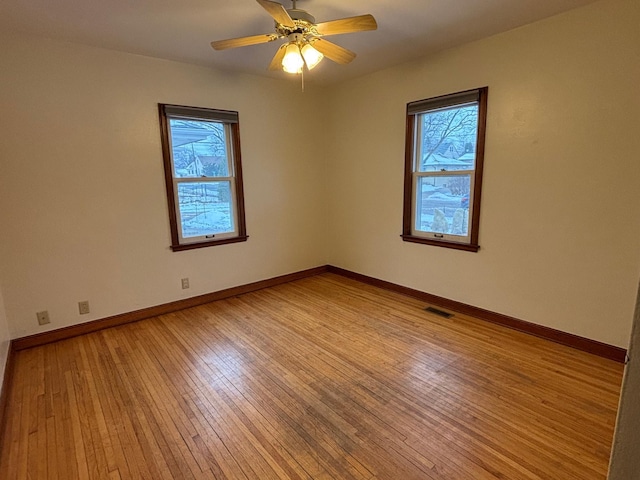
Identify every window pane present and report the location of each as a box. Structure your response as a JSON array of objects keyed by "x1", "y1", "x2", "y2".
[
  {"x1": 416, "y1": 175, "x2": 471, "y2": 236},
  {"x1": 177, "y1": 182, "x2": 234, "y2": 238},
  {"x1": 169, "y1": 119, "x2": 230, "y2": 178},
  {"x1": 418, "y1": 104, "x2": 478, "y2": 172}
]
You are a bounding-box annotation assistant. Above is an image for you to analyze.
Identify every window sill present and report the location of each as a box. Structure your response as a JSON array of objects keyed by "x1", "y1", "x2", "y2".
[
  {"x1": 401, "y1": 234, "x2": 479, "y2": 252},
  {"x1": 171, "y1": 235, "x2": 249, "y2": 252}
]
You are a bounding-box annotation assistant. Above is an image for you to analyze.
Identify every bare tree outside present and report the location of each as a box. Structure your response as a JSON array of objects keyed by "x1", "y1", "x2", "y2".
[
  {"x1": 170, "y1": 119, "x2": 228, "y2": 177},
  {"x1": 420, "y1": 104, "x2": 478, "y2": 169}
]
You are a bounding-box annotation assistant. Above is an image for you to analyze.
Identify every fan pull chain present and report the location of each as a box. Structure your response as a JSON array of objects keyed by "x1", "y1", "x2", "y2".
[{"x1": 301, "y1": 67, "x2": 304, "y2": 92}]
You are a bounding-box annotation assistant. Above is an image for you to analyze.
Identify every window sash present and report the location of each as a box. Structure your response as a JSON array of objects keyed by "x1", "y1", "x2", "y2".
[
  {"x1": 166, "y1": 119, "x2": 234, "y2": 179},
  {"x1": 411, "y1": 171, "x2": 476, "y2": 243},
  {"x1": 173, "y1": 179, "x2": 239, "y2": 244},
  {"x1": 167, "y1": 120, "x2": 238, "y2": 243}
]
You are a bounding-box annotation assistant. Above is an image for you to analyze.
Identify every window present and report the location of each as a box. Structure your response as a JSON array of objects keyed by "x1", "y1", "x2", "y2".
[
  {"x1": 402, "y1": 87, "x2": 488, "y2": 252},
  {"x1": 158, "y1": 104, "x2": 247, "y2": 251}
]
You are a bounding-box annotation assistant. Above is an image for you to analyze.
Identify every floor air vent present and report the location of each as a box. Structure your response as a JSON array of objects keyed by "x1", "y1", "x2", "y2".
[{"x1": 425, "y1": 306, "x2": 453, "y2": 318}]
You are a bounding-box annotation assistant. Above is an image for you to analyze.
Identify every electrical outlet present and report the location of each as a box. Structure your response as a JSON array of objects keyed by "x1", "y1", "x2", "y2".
[
  {"x1": 181, "y1": 278, "x2": 190, "y2": 289},
  {"x1": 36, "y1": 311, "x2": 50, "y2": 325},
  {"x1": 78, "y1": 301, "x2": 90, "y2": 315}
]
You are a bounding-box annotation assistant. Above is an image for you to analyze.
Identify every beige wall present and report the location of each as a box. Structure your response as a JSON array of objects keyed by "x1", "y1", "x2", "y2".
[
  {"x1": 324, "y1": 0, "x2": 640, "y2": 348},
  {"x1": 0, "y1": 33, "x2": 328, "y2": 339},
  {"x1": 0, "y1": 0, "x2": 638, "y2": 350}
]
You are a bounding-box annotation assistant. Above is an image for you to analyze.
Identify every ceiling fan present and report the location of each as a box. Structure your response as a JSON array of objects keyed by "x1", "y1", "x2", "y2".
[{"x1": 211, "y1": 0, "x2": 377, "y2": 74}]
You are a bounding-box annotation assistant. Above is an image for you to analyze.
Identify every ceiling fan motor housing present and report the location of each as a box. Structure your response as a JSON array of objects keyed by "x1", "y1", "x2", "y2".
[
  {"x1": 287, "y1": 8, "x2": 315, "y2": 24},
  {"x1": 276, "y1": 8, "x2": 316, "y2": 37},
  {"x1": 287, "y1": 32, "x2": 305, "y2": 43}
]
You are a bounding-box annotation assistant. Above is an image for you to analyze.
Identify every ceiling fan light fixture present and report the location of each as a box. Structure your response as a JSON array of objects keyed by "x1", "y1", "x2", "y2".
[
  {"x1": 301, "y1": 43, "x2": 323, "y2": 70},
  {"x1": 211, "y1": 1, "x2": 377, "y2": 76},
  {"x1": 282, "y1": 42, "x2": 304, "y2": 73}
]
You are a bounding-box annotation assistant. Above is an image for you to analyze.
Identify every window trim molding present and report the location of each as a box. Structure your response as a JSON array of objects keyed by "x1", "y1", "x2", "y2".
[
  {"x1": 401, "y1": 87, "x2": 488, "y2": 252},
  {"x1": 158, "y1": 104, "x2": 248, "y2": 251}
]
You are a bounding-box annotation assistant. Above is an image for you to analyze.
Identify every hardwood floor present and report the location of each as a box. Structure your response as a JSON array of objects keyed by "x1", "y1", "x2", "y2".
[{"x1": 0, "y1": 273, "x2": 623, "y2": 479}]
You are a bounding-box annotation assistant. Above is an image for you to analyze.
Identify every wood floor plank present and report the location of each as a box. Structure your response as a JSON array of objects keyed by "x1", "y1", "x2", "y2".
[
  {"x1": 170, "y1": 340, "x2": 312, "y2": 479},
  {"x1": 169, "y1": 307, "x2": 372, "y2": 480},
  {"x1": 0, "y1": 273, "x2": 624, "y2": 479},
  {"x1": 222, "y1": 292, "x2": 511, "y2": 480},
  {"x1": 141, "y1": 319, "x2": 267, "y2": 479}
]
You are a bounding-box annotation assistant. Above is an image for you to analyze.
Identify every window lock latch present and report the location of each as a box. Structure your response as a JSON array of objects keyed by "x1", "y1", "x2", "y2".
[
  {"x1": 434, "y1": 233, "x2": 444, "y2": 238},
  {"x1": 205, "y1": 235, "x2": 216, "y2": 239}
]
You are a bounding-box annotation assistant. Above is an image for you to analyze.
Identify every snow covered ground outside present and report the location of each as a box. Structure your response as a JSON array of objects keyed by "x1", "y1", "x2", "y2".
[
  {"x1": 179, "y1": 203, "x2": 233, "y2": 238},
  {"x1": 418, "y1": 189, "x2": 469, "y2": 235}
]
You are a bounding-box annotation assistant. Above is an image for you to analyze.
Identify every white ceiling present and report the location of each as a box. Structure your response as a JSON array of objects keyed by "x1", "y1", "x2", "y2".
[{"x1": 0, "y1": 0, "x2": 600, "y2": 85}]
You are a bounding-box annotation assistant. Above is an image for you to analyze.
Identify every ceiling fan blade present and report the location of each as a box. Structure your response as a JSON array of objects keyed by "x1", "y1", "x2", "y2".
[
  {"x1": 211, "y1": 33, "x2": 278, "y2": 51},
  {"x1": 314, "y1": 14, "x2": 377, "y2": 36},
  {"x1": 268, "y1": 44, "x2": 287, "y2": 71},
  {"x1": 311, "y1": 39, "x2": 356, "y2": 65},
  {"x1": 256, "y1": 0, "x2": 295, "y2": 28}
]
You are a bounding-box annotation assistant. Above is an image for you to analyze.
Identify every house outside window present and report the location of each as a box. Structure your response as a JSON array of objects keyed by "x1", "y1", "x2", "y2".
[
  {"x1": 158, "y1": 104, "x2": 247, "y2": 251},
  {"x1": 402, "y1": 87, "x2": 488, "y2": 252}
]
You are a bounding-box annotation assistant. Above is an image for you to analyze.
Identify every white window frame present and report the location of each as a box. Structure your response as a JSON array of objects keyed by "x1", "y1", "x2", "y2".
[{"x1": 411, "y1": 168, "x2": 476, "y2": 244}]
